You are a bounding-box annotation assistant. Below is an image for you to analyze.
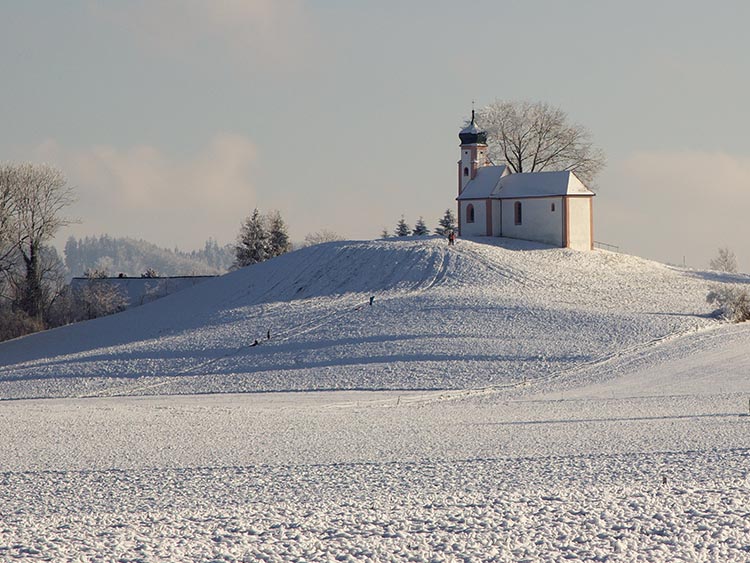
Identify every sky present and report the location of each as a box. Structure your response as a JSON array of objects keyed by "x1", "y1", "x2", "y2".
[{"x1": 2, "y1": 0, "x2": 750, "y2": 271}]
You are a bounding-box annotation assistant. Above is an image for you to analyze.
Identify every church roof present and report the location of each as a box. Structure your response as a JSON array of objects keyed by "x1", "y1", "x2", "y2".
[
  {"x1": 457, "y1": 165, "x2": 508, "y2": 200},
  {"x1": 458, "y1": 169, "x2": 594, "y2": 200},
  {"x1": 495, "y1": 170, "x2": 594, "y2": 198}
]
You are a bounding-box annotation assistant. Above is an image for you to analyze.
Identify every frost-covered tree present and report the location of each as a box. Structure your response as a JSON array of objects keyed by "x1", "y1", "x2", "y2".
[
  {"x1": 380, "y1": 228, "x2": 390, "y2": 239},
  {"x1": 303, "y1": 229, "x2": 344, "y2": 247},
  {"x1": 0, "y1": 163, "x2": 75, "y2": 319},
  {"x1": 435, "y1": 209, "x2": 457, "y2": 236},
  {"x1": 474, "y1": 100, "x2": 606, "y2": 185},
  {"x1": 395, "y1": 216, "x2": 410, "y2": 237},
  {"x1": 412, "y1": 217, "x2": 429, "y2": 236},
  {"x1": 73, "y1": 279, "x2": 129, "y2": 321},
  {"x1": 234, "y1": 208, "x2": 270, "y2": 268},
  {"x1": 707, "y1": 284, "x2": 750, "y2": 322},
  {"x1": 267, "y1": 210, "x2": 292, "y2": 258},
  {"x1": 709, "y1": 247, "x2": 738, "y2": 273}
]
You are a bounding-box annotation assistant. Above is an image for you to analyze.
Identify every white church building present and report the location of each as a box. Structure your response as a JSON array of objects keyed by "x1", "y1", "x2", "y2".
[{"x1": 456, "y1": 112, "x2": 595, "y2": 251}]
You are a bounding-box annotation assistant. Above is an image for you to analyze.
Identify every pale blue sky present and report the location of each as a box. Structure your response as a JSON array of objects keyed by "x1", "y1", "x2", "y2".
[{"x1": 2, "y1": 1, "x2": 749, "y2": 270}]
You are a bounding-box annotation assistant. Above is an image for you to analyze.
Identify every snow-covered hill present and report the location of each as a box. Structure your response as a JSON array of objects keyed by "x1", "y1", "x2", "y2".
[
  {"x1": 3, "y1": 237, "x2": 750, "y2": 562},
  {"x1": 1, "y1": 236, "x2": 744, "y2": 400}
]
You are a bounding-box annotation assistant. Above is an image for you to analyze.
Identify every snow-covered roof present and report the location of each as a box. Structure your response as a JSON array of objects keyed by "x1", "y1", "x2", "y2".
[
  {"x1": 494, "y1": 170, "x2": 594, "y2": 199},
  {"x1": 460, "y1": 121, "x2": 482, "y2": 135},
  {"x1": 457, "y1": 165, "x2": 508, "y2": 200}
]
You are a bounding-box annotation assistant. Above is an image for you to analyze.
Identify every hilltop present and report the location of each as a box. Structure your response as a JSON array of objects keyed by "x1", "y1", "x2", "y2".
[{"x1": 0, "y1": 237, "x2": 745, "y2": 399}]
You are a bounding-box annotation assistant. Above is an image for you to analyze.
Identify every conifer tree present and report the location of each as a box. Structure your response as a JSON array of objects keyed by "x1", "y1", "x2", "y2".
[
  {"x1": 412, "y1": 217, "x2": 429, "y2": 236},
  {"x1": 395, "y1": 216, "x2": 410, "y2": 237},
  {"x1": 380, "y1": 228, "x2": 390, "y2": 239},
  {"x1": 234, "y1": 208, "x2": 270, "y2": 268},
  {"x1": 435, "y1": 209, "x2": 457, "y2": 236},
  {"x1": 267, "y1": 210, "x2": 292, "y2": 258}
]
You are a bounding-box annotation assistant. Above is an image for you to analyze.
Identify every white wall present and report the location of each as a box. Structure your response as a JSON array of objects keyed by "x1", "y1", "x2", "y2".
[
  {"x1": 459, "y1": 200, "x2": 488, "y2": 237},
  {"x1": 492, "y1": 199, "x2": 503, "y2": 236},
  {"x1": 566, "y1": 196, "x2": 592, "y2": 250},
  {"x1": 501, "y1": 197, "x2": 563, "y2": 247}
]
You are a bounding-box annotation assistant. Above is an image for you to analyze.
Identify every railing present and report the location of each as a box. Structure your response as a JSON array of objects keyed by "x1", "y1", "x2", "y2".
[{"x1": 593, "y1": 241, "x2": 619, "y2": 252}]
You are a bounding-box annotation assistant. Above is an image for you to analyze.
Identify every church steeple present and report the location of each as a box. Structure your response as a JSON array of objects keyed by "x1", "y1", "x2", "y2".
[
  {"x1": 459, "y1": 110, "x2": 487, "y2": 145},
  {"x1": 458, "y1": 108, "x2": 489, "y2": 195}
]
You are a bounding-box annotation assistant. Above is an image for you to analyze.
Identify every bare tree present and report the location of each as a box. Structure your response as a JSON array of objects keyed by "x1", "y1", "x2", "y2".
[
  {"x1": 474, "y1": 100, "x2": 606, "y2": 185},
  {"x1": 303, "y1": 229, "x2": 344, "y2": 247},
  {"x1": 0, "y1": 163, "x2": 76, "y2": 320},
  {"x1": 709, "y1": 247, "x2": 738, "y2": 273},
  {"x1": 74, "y1": 278, "x2": 129, "y2": 321}
]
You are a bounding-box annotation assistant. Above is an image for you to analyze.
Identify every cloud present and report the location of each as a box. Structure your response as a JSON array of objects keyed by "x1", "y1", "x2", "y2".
[
  {"x1": 36, "y1": 134, "x2": 258, "y2": 250},
  {"x1": 89, "y1": 0, "x2": 315, "y2": 70},
  {"x1": 597, "y1": 150, "x2": 750, "y2": 271}
]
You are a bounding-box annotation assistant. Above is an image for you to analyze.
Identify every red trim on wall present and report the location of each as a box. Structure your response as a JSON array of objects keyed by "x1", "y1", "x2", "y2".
[
  {"x1": 457, "y1": 201, "x2": 462, "y2": 236},
  {"x1": 485, "y1": 198, "x2": 492, "y2": 236}
]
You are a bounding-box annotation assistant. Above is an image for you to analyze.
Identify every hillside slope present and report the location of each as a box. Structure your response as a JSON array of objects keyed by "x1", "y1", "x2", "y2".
[{"x1": 0, "y1": 237, "x2": 744, "y2": 399}]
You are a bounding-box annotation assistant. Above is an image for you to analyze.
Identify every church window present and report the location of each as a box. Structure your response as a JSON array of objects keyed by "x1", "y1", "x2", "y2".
[
  {"x1": 514, "y1": 201, "x2": 522, "y2": 225},
  {"x1": 551, "y1": 203, "x2": 556, "y2": 212},
  {"x1": 466, "y1": 204, "x2": 475, "y2": 223},
  {"x1": 463, "y1": 167, "x2": 469, "y2": 177}
]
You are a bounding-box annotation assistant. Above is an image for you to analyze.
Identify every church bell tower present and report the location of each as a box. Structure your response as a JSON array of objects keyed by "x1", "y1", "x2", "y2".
[{"x1": 458, "y1": 110, "x2": 489, "y2": 195}]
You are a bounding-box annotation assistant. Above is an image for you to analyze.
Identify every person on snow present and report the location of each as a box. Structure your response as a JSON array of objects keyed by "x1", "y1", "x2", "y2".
[
  {"x1": 250, "y1": 339, "x2": 260, "y2": 347},
  {"x1": 448, "y1": 230, "x2": 456, "y2": 246},
  {"x1": 369, "y1": 295, "x2": 375, "y2": 306}
]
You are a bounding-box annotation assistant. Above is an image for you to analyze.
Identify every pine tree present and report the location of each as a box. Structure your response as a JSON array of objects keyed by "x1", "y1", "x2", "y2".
[
  {"x1": 380, "y1": 228, "x2": 390, "y2": 239},
  {"x1": 395, "y1": 216, "x2": 410, "y2": 237},
  {"x1": 267, "y1": 210, "x2": 292, "y2": 258},
  {"x1": 234, "y1": 208, "x2": 270, "y2": 268},
  {"x1": 412, "y1": 217, "x2": 428, "y2": 236},
  {"x1": 435, "y1": 209, "x2": 457, "y2": 236}
]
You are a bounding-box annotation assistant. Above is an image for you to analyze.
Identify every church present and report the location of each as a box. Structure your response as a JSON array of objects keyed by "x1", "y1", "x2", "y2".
[{"x1": 456, "y1": 112, "x2": 595, "y2": 251}]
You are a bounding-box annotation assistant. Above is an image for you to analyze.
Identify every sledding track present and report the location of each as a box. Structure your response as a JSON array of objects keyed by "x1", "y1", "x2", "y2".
[{"x1": 0, "y1": 236, "x2": 744, "y2": 400}]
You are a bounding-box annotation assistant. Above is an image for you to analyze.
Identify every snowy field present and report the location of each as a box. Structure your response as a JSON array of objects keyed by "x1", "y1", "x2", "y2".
[{"x1": 1, "y1": 237, "x2": 749, "y2": 561}]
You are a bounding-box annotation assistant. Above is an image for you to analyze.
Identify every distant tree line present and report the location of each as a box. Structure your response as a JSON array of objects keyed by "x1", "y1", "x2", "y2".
[
  {"x1": 64, "y1": 235, "x2": 235, "y2": 278},
  {"x1": 381, "y1": 209, "x2": 457, "y2": 239}
]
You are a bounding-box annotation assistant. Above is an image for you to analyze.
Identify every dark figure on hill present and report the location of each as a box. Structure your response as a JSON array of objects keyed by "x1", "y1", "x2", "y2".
[
  {"x1": 250, "y1": 339, "x2": 259, "y2": 347},
  {"x1": 448, "y1": 231, "x2": 456, "y2": 246},
  {"x1": 267, "y1": 329, "x2": 271, "y2": 340},
  {"x1": 369, "y1": 295, "x2": 375, "y2": 306}
]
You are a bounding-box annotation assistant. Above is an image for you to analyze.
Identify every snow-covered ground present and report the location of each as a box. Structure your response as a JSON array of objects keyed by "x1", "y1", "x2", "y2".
[{"x1": 1, "y1": 237, "x2": 749, "y2": 561}]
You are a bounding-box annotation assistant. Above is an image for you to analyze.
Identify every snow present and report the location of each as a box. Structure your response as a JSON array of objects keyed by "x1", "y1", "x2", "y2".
[
  {"x1": 496, "y1": 170, "x2": 594, "y2": 197},
  {"x1": 1, "y1": 237, "x2": 749, "y2": 561},
  {"x1": 457, "y1": 165, "x2": 507, "y2": 199}
]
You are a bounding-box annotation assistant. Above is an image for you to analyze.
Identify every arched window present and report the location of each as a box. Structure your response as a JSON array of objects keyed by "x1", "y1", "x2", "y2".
[
  {"x1": 514, "y1": 201, "x2": 522, "y2": 225},
  {"x1": 466, "y1": 204, "x2": 475, "y2": 223},
  {"x1": 463, "y1": 167, "x2": 469, "y2": 177}
]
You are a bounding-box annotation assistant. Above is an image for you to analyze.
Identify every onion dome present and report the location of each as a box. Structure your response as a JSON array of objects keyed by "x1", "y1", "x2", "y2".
[{"x1": 459, "y1": 109, "x2": 487, "y2": 144}]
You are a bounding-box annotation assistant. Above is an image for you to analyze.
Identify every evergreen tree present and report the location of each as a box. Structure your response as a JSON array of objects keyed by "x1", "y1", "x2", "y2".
[
  {"x1": 380, "y1": 228, "x2": 390, "y2": 239},
  {"x1": 267, "y1": 210, "x2": 292, "y2": 258},
  {"x1": 395, "y1": 216, "x2": 410, "y2": 237},
  {"x1": 234, "y1": 208, "x2": 270, "y2": 268},
  {"x1": 435, "y1": 209, "x2": 457, "y2": 236},
  {"x1": 412, "y1": 217, "x2": 429, "y2": 236}
]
